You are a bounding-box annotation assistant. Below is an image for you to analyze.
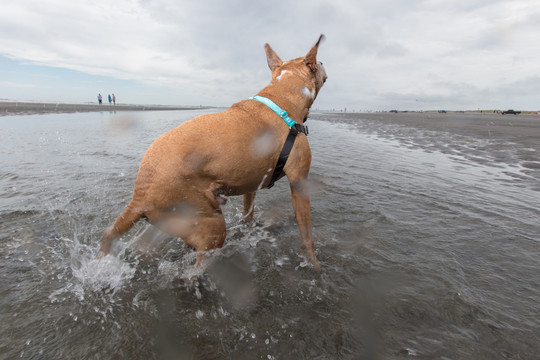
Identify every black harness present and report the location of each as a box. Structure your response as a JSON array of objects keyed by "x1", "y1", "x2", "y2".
[
  {"x1": 248, "y1": 95, "x2": 309, "y2": 189},
  {"x1": 266, "y1": 122, "x2": 308, "y2": 189}
]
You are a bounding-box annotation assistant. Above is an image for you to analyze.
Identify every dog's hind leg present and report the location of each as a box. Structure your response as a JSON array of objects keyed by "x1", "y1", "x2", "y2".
[
  {"x1": 183, "y1": 212, "x2": 227, "y2": 267},
  {"x1": 146, "y1": 201, "x2": 227, "y2": 267},
  {"x1": 242, "y1": 192, "x2": 256, "y2": 222},
  {"x1": 98, "y1": 202, "x2": 144, "y2": 258}
]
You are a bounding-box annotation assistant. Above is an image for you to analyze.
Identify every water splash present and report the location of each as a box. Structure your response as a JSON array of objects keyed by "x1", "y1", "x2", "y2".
[
  {"x1": 49, "y1": 235, "x2": 137, "y2": 303},
  {"x1": 70, "y1": 253, "x2": 137, "y2": 295}
]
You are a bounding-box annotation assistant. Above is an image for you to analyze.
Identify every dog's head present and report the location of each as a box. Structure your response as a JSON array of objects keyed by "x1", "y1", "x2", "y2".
[{"x1": 264, "y1": 35, "x2": 327, "y2": 99}]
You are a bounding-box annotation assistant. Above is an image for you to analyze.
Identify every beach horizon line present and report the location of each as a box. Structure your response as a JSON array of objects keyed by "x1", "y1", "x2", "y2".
[{"x1": 0, "y1": 101, "x2": 214, "y2": 116}]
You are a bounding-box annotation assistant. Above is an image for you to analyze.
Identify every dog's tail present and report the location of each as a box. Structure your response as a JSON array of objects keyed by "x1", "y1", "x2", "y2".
[{"x1": 98, "y1": 201, "x2": 144, "y2": 258}]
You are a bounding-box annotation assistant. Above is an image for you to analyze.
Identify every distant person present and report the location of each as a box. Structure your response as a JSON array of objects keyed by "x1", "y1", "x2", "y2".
[
  {"x1": 98, "y1": 94, "x2": 102, "y2": 104},
  {"x1": 108, "y1": 94, "x2": 112, "y2": 105},
  {"x1": 112, "y1": 93, "x2": 116, "y2": 105}
]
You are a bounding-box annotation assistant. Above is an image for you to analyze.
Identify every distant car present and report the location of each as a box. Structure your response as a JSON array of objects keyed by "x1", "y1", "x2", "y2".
[
  {"x1": 502, "y1": 109, "x2": 521, "y2": 115},
  {"x1": 438, "y1": 110, "x2": 447, "y2": 113},
  {"x1": 389, "y1": 110, "x2": 398, "y2": 113}
]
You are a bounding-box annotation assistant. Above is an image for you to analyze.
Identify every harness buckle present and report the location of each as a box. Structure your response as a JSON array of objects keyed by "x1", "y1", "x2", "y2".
[{"x1": 291, "y1": 124, "x2": 308, "y2": 136}]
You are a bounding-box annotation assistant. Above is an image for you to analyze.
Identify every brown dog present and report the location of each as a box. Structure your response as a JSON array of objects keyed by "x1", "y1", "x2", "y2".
[{"x1": 98, "y1": 35, "x2": 327, "y2": 267}]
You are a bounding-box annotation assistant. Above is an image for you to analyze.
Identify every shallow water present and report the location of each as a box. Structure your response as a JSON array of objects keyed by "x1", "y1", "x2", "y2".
[{"x1": 1, "y1": 109, "x2": 538, "y2": 359}]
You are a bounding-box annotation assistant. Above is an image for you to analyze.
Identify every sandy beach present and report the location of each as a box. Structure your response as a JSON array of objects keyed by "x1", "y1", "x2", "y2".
[
  {"x1": 316, "y1": 111, "x2": 540, "y2": 151},
  {"x1": 0, "y1": 101, "x2": 208, "y2": 116}
]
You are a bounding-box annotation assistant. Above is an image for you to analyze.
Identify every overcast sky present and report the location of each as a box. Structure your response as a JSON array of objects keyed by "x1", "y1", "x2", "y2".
[{"x1": 1, "y1": 0, "x2": 539, "y2": 110}]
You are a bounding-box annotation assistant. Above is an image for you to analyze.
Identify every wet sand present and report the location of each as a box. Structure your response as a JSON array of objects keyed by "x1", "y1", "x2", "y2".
[
  {"x1": 317, "y1": 111, "x2": 540, "y2": 150},
  {"x1": 0, "y1": 101, "x2": 208, "y2": 116}
]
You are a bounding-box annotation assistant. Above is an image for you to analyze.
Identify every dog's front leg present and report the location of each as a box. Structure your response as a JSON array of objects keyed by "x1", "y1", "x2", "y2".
[
  {"x1": 289, "y1": 180, "x2": 320, "y2": 269},
  {"x1": 243, "y1": 192, "x2": 256, "y2": 221}
]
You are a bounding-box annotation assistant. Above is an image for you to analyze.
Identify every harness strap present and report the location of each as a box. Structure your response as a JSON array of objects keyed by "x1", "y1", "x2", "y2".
[
  {"x1": 267, "y1": 123, "x2": 308, "y2": 188},
  {"x1": 248, "y1": 95, "x2": 309, "y2": 189}
]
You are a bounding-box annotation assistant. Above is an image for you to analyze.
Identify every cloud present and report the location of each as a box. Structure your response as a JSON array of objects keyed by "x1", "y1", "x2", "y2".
[
  {"x1": 0, "y1": 81, "x2": 36, "y2": 88},
  {"x1": 376, "y1": 43, "x2": 409, "y2": 59},
  {"x1": 0, "y1": 0, "x2": 539, "y2": 109}
]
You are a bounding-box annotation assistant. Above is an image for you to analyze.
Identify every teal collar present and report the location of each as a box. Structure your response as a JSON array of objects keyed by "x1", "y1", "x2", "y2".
[{"x1": 249, "y1": 95, "x2": 297, "y2": 128}]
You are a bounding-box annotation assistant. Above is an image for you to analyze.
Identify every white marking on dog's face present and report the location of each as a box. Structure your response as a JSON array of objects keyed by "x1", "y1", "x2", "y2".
[
  {"x1": 276, "y1": 70, "x2": 291, "y2": 81},
  {"x1": 302, "y1": 87, "x2": 315, "y2": 99}
]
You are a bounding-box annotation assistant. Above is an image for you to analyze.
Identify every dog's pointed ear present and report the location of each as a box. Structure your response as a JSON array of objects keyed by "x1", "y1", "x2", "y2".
[
  {"x1": 304, "y1": 34, "x2": 325, "y2": 72},
  {"x1": 264, "y1": 43, "x2": 283, "y2": 72}
]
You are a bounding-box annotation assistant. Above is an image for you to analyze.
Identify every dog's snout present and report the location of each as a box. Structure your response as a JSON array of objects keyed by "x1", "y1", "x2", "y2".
[{"x1": 317, "y1": 61, "x2": 327, "y2": 83}]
